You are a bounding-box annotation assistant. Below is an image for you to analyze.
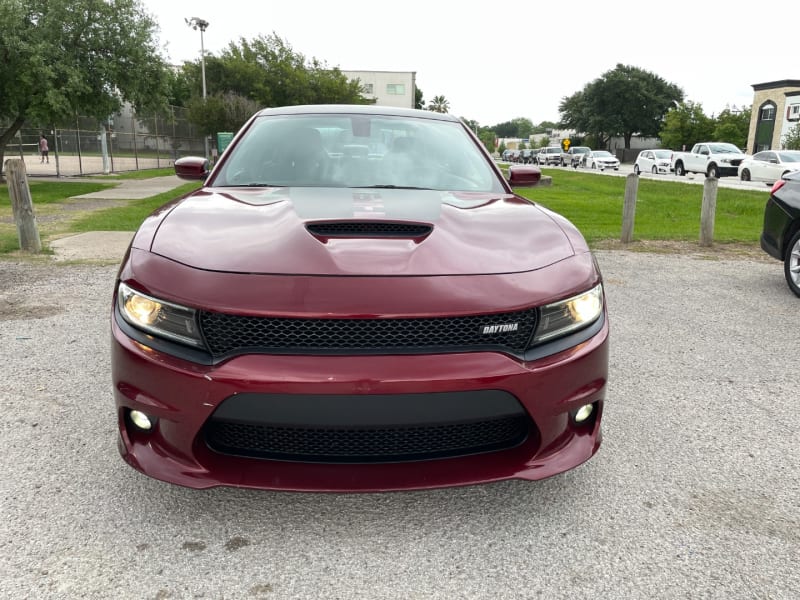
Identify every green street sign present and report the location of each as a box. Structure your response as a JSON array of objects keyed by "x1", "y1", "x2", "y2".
[{"x1": 217, "y1": 132, "x2": 234, "y2": 154}]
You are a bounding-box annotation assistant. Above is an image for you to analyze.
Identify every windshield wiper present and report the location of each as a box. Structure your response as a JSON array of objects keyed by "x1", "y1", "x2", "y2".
[{"x1": 363, "y1": 184, "x2": 431, "y2": 190}]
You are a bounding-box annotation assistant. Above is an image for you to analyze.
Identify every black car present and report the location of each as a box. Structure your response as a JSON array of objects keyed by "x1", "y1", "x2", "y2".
[{"x1": 761, "y1": 171, "x2": 800, "y2": 296}]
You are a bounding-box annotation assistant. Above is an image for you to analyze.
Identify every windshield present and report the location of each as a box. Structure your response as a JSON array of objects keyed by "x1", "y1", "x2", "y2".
[
  {"x1": 212, "y1": 113, "x2": 504, "y2": 193},
  {"x1": 594, "y1": 151, "x2": 613, "y2": 157},
  {"x1": 654, "y1": 150, "x2": 672, "y2": 159},
  {"x1": 708, "y1": 143, "x2": 742, "y2": 154}
]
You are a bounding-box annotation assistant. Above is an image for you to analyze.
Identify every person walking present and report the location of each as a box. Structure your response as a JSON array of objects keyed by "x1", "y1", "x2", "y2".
[{"x1": 39, "y1": 134, "x2": 50, "y2": 164}]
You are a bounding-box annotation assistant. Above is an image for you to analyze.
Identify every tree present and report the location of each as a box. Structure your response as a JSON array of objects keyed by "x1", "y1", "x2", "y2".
[
  {"x1": 180, "y1": 33, "x2": 369, "y2": 134},
  {"x1": 658, "y1": 101, "x2": 715, "y2": 150},
  {"x1": 0, "y1": 0, "x2": 169, "y2": 179},
  {"x1": 784, "y1": 123, "x2": 800, "y2": 150},
  {"x1": 187, "y1": 92, "x2": 260, "y2": 137},
  {"x1": 428, "y1": 95, "x2": 450, "y2": 113},
  {"x1": 712, "y1": 106, "x2": 751, "y2": 150},
  {"x1": 511, "y1": 118, "x2": 534, "y2": 139},
  {"x1": 559, "y1": 64, "x2": 684, "y2": 149},
  {"x1": 415, "y1": 87, "x2": 425, "y2": 110}
]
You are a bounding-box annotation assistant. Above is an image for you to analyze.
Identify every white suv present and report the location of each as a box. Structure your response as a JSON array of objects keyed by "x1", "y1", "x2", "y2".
[{"x1": 536, "y1": 147, "x2": 563, "y2": 166}]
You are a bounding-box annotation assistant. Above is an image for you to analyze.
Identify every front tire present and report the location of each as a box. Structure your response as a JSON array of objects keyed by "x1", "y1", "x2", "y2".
[
  {"x1": 707, "y1": 164, "x2": 719, "y2": 178},
  {"x1": 675, "y1": 162, "x2": 685, "y2": 176},
  {"x1": 651, "y1": 165, "x2": 658, "y2": 174},
  {"x1": 633, "y1": 164, "x2": 640, "y2": 175},
  {"x1": 740, "y1": 169, "x2": 751, "y2": 181},
  {"x1": 785, "y1": 229, "x2": 800, "y2": 297}
]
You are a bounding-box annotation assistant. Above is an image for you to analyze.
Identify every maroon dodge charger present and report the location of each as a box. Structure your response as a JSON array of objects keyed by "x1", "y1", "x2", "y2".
[{"x1": 111, "y1": 105, "x2": 609, "y2": 491}]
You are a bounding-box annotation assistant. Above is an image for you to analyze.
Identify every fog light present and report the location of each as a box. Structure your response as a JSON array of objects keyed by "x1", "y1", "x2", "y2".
[
  {"x1": 129, "y1": 410, "x2": 154, "y2": 431},
  {"x1": 574, "y1": 403, "x2": 594, "y2": 424}
]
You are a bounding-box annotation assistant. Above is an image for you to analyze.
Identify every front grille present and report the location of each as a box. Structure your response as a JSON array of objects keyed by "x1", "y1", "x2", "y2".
[
  {"x1": 307, "y1": 221, "x2": 432, "y2": 238},
  {"x1": 205, "y1": 415, "x2": 530, "y2": 463},
  {"x1": 199, "y1": 308, "x2": 538, "y2": 357}
]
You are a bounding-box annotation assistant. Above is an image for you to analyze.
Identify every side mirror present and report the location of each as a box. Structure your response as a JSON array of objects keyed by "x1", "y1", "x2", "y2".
[
  {"x1": 175, "y1": 156, "x2": 210, "y2": 181},
  {"x1": 507, "y1": 165, "x2": 542, "y2": 187}
]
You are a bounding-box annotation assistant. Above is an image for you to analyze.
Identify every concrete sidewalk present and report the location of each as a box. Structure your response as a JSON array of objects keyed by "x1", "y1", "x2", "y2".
[{"x1": 50, "y1": 174, "x2": 188, "y2": 262}]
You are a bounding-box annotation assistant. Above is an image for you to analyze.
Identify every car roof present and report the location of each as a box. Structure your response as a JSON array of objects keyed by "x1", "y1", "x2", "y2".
[{"x1": 254, "y1": 104, "x2": 462, "y2": 123}]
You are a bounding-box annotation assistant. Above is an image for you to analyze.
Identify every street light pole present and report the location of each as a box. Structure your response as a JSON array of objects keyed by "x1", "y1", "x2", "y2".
[{"x1": 185, "y1": 17, "x2": 209, "y2": 161}]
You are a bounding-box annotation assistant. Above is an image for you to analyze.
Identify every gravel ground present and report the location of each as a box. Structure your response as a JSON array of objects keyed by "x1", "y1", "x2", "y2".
[{"x1": 1, "y1": 251, "x2": 798, "y2": 600}]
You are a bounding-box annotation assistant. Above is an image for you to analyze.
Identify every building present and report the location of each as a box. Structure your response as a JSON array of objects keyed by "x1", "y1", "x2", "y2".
[
  {"x1": 748, "y1": 79, "x2": 800, "y2": 153},
  {"x1": 341, "y1": 71, "x2": 416, "y2": 109}
]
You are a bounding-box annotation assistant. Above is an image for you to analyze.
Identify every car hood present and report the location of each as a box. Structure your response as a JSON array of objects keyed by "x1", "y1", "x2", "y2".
[{"x1": 144, "y1": 187, "x2": 576, "y2": 276}]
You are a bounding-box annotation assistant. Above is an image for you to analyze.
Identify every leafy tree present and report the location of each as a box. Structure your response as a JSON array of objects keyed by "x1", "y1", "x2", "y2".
[
  {"x1": 428, "y1": 95, "x2": 450, "y2": 113},
  {"x1": 534, "y1": 121, "x2": 558, "y2": 133},
  {"x1": 712, "y1": 106, "x2": 751, "y2": 150},
  {"x1": 179, "y1": 33, "x2": 368, "y2": 134},
  {"x1": 187, "y1": 92, "x2": 260, "y2": 136},
  {"x1": 0, "y1": 0, "x2": 168, "y2": 179},
  {"x1": 784, "y1": 123, "x2": 800, "y2": 150},
  {"x1": 415, "y1": 87, "x2": 425, "y2": 110},
  {"x1": 497, "y1": 141, "x2": 507, "y2": 156},
  {"x1": 559, "y1": 64, "x2": 684, "y2": 148},
  {"x1": 185, "y1": 34, "x2": 366, "y2": 107},
  {"x1": 512, "y1": 118, "x2": 534, "y2": 139},
  {"x1": 658, "y1": 101, "x2": 715, "y2": 150},
  {"x1": 478, "y1": 129, "x2": 496, "y2": 152}
]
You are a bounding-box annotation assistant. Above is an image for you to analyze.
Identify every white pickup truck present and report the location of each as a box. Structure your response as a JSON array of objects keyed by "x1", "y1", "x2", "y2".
[{"x1": 671, "y1": 142, "x2": 748, "y2": 178}]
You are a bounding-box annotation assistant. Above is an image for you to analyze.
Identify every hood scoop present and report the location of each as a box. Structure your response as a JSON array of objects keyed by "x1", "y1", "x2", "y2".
[{"x1": 307, "y1": 221, "x2": 432, "y2": 240}]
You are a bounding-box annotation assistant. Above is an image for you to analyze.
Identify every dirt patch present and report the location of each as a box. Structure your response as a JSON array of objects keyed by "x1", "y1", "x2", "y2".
[{"x1": 591, "y1": 239, "x2": 772, "y2": 262}]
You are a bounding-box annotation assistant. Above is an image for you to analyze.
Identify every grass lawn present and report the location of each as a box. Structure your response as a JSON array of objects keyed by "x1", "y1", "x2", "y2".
[
  {"x1": 68, "y1": 182, "x2": 201, "y2": 232},
  {"x1": 89, "y1": 167, "x2": 177, "y2": 180},
  {"x1": 0, "y1": 180, "x2": 115, "y2": 253},
  {"x1": 517, "y1": 169, "x2": 768, "y2": 244}
]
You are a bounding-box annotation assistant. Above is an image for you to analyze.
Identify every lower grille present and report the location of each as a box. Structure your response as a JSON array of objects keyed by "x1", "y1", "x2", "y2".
[
  {"x1": 205, "y1": 415, "x2": 530, "y2": 463},
  {"x1": 203, "y1": 390, "x2": 531, "y2": 463}
]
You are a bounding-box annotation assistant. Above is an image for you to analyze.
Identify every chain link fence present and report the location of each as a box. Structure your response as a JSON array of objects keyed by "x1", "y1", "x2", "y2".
[{"x1": 2, "y1": 105, "x2": 206, "y2": 178}]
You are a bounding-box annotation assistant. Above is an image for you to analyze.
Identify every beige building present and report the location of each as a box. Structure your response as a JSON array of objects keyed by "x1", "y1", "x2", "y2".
[
  {"x1": 341, "y1": 70, "x2": 416, "y2": 109},
  {"x1": 748, "y1": 79, "x2": 800, "y2": 153}
]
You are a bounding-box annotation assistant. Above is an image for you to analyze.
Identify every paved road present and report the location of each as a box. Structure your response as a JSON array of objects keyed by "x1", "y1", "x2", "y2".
[{"x1": 1, "y1": 251, "x2": 798, "y2": 599}]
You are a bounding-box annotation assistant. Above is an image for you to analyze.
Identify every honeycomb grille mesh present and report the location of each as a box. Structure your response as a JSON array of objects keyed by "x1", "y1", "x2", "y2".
[
  {"x1": 199, "y1": 308, "x2": 538, "y2": 357},
  {"x1": 307, "y1": 222, "x2": 432, "y2": 237},
  {"x1": 205, "y1": 415, "x2": 530, "y2": 462}
]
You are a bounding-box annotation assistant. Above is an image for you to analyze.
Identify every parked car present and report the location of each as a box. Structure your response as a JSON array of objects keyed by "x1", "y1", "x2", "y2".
[
  {"x1": 585, "y1": 150, "x2": 620, "y2": 170},
  {"x1": 520, "y1": 149, "x2": 535, "y2": 164},
  {"x1": 536, "y1": 146, "x2": 563, "y2": 166},
  {"x1": 561, "y1": 146, "x2": 592, "y2": 167},
  {"x1": 739, "y1": 150, "x2": 800, "y2": 183},
  {"x1": 761, "y1": 171, "x2": 800, "y2": 297},
  {"x1": 111, "y1": 104, "x2": 609, "y2": 492},
  {"x1": 633, "y1": 149, "x2": 673, "y2": 175}
]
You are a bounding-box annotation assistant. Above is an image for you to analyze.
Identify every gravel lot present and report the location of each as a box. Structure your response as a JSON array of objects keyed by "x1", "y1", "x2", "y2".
[{"x1": 1, "y1": 250, "x2": 798, "y2": 600}]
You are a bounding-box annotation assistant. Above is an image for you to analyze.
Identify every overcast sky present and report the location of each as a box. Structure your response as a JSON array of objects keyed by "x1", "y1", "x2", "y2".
[{"x1": 139, "y1": 0, "x2": 795, "y2": 126}]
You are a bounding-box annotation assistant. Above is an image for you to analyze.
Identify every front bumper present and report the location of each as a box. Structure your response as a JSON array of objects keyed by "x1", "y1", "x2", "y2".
[{"x1": 112, "y1": 314, "x2": 609, "y2": 492}]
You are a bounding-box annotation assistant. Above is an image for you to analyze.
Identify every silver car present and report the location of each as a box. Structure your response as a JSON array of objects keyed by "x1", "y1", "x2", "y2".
[{"x1": 586, "y1": 150, "x2": 620, "y2": 171}]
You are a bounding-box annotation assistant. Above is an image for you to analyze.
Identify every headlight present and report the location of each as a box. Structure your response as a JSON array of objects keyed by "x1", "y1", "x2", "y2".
[
  {"x1": 533, "y1": 284, "x2": 603, "y2": 343},
  {"x1": 117, "y1": 282, "x2": 204, "y2": 347}
]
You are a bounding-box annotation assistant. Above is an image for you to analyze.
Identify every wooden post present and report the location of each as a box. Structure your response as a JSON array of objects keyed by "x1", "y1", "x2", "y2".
[
  {"x1": 700, "y1": 176, "x2": 718, "y2": 247},
  {"x1": 621, "y1": 172, "x2": 639, "y2": 243},
  {"x1": 6, "y1": 159, "x2": 42, "y2": 253}
]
